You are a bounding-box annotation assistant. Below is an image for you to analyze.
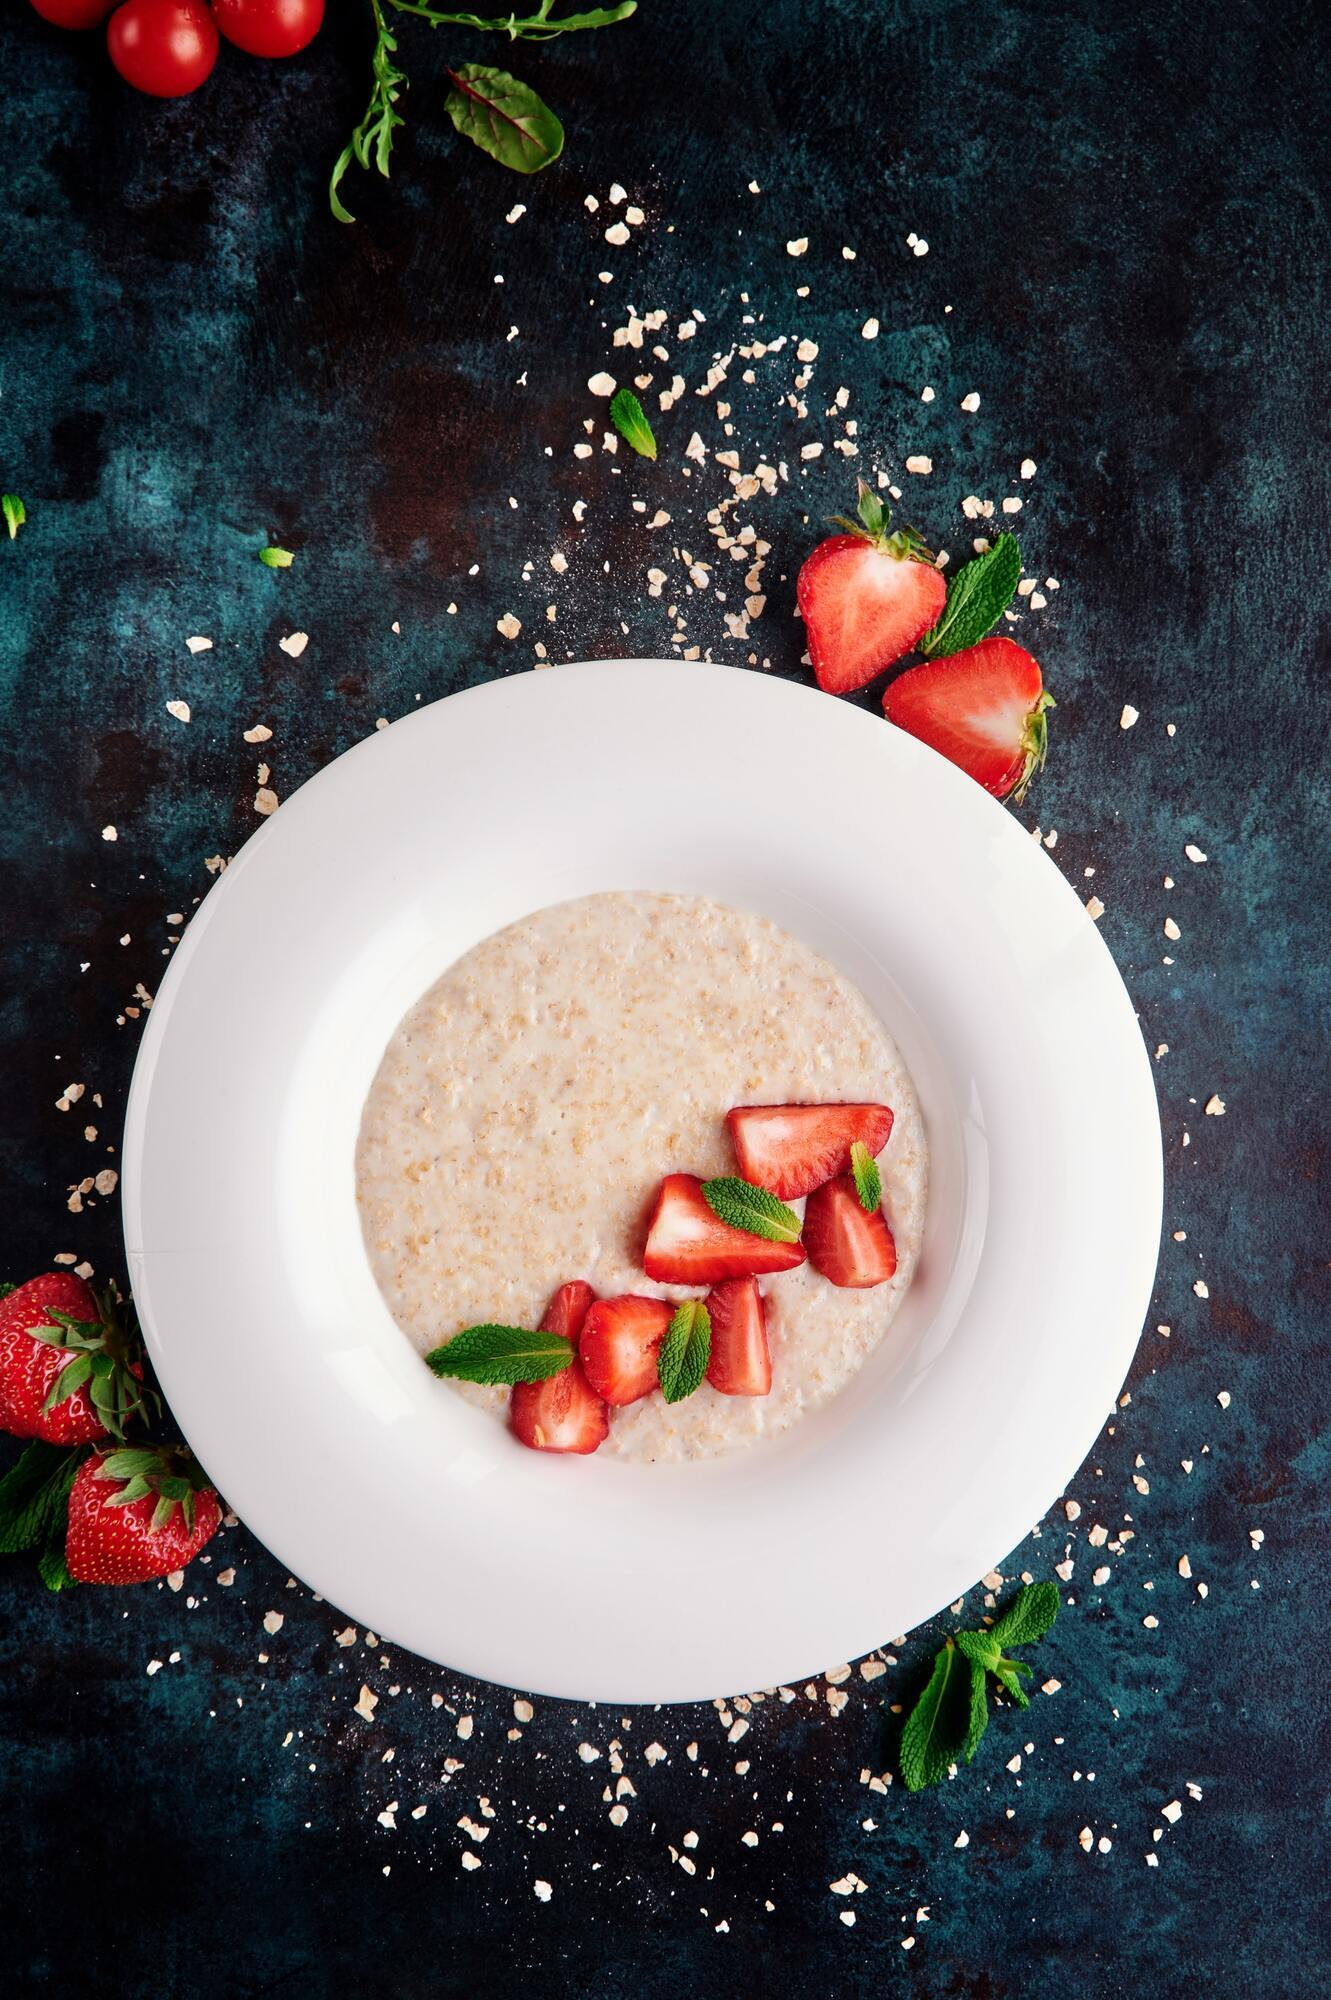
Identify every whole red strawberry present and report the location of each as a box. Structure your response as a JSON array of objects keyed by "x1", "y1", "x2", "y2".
[
  {"x1": 65, "y1": 1445, "x2": 220, "y2": 1584},
  {"x1": 0, "y1": 1274, "x2": 153, "y2": 1446},
  {"x1": 797, "y1": 480, "x2": 947, "y2": 695}
]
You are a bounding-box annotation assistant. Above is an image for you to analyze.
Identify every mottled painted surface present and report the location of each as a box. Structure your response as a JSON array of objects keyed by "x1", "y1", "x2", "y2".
[{"x1": 2, "y1": 1, "x2": 1329, "y2": 1993}]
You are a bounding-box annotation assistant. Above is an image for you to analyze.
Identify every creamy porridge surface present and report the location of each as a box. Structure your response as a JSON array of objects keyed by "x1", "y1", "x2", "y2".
[{"x1": 355, "y1": 892, "x2": 927, "y2": 1461}]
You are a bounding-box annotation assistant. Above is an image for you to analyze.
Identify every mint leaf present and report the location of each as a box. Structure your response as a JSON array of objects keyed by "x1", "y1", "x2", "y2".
[
  {"x1": 992, "y1": 1580, "x2": 1060, "y2": 1649},
  {"x1": 657, "y1": 1299, "x2": 711, "y2": 1404},
  {"x1": 849, "y1": 1139, "x2": 881, "y2": 1212},
  {"x1": 609, "y1": 388, "x2": 657, "y2": 461},
  {"x1": 994, "y1": 1661, "x2": 1031, "y2": 1708},
  {"x1": 425, "y1": 1323, "x2": 574, "y2": 1386},
  {"x1": 0, "y1": 1442, "x2": 86, "y2": 1555},
  {"x1": 899, "y1": 1639, "x2": 972, "y2": 1792},
  {"x1": 2, "y1": 494, "x2": 25, "y2": 541},
  {"x1": 955, "y1": 1628, "x2": 1001, "y2": 1672},
  {"x1": 0, "y1": 1282, "x2": 16, "y2": 1299},
  {"x1": 258, "y1": 546, "x2": 294, "y2": 568},
  {"x1": 920, "y1": 534, "x2": 1022, "y2": 658},
  {"x1": 39, "y1": 1536, "x2": 78, "y2": 1592},
  {"x1": 964, "y1": 1658, "x2": 989, "y2": 1761},
  {"x1": 446, "y1": 66, "x2": 564, "y2": 174},
  {"x1": 701, "y1": 1177, "x2": 801, "y2": 1244}
]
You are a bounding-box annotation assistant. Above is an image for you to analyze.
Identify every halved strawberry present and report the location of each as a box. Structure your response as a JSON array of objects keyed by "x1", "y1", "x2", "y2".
[
  {"x1": 510, "y1": 1280, "x2": 608, "y2": 1453},
  {"x1": 579, "y1": 1295, "x2": 674, "y2": 1406},
  {"x1": 804, "y1": 1175, "x2": 898, "y2": 1288},
  {"x1": 643, "y1": 1174, "x2": 807, "y2": 1285},
  {"x1": 726, "y1": 1103, "x2": 894, "y2": 1201},
  {"x1": 538, "y1": 1280, "x2": 596, "y2": 1350},
  {"x1": 704, "y1": 1277, "x2": 772, "y2": 1397},
  {"x1": 797, "y1": 480, "x2": 946, "y2": 695},
  {"x1": 882, "y1": 635, "x2": 1053, "y2": 800}
]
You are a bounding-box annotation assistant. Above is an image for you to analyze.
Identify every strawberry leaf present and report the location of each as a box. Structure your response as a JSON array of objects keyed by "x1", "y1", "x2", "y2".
[
  {"x1": 609, "y1": 388, "x2": 657, "y2": 460},
  {"x1": 920, "y1": 534, "x2": 1022, "y2": 658},
  {"x1": 0, "y1": 1441, "x2": 86, "y2": 1554},
  {"x1": 850, "y1": 1139, "x2": 882, "y2": 1213},
  {"x1": 425, "y1": 1323, "x2": 575, "y2": 1386},
  {"x1": 658, "y1": 1300, "x2": 711, "y2": 1404},
  {"x1": 445, "y1": 66, "x2": 564, "y2": 174},
  {"x1": 43, "y1": 1353, "x2": 93, "y2": 1410},
  {"x1": 701, "y1": 1177, "x2": 802, "y2": 1244}
]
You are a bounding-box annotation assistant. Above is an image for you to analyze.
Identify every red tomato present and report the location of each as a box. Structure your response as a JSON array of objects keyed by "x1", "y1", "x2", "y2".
[
  {"x1": 211, "y1": 0, "x2": 323, "y2": 58},
  {"x1": 106, "y1": 0, "x2": 219, "y2": 95},
  {"x1": 28, "y1": 0, "x2": 116, "y2": 25}
]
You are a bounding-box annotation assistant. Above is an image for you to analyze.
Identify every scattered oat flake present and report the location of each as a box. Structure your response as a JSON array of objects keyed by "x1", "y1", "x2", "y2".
[
  {"x1": 1217, "y1": 1389, "x2": 1231, "y2": 1407},
  {"x1": 102, "y1": 825, "x2": 117, "y2": 841},
  {"x1": 604, "y1": 222, "x2": 630, "y2": 246},
  {"x1": 262, "y1": 1610, "x2": 284, "y2": 1634},
  {"x1": 243, "y1": 723, "x2": 273, "y2": 743},
  {"x1": 461, "y1": 1851, "x2": 482, "y2": 1871},
  {"x1": 354, "y1": 1685, "x2": 379, "y2": 1721},
  {"x1": 954, "y1": 1830, "x2": 969, "y2": 1848},
  {"x1": 279, "y1": 631, "x2": 309, "y2": 658},
  {"x1": 497, "y1": 613, "x2": 522, "y2": 639},
  {"x1": 786, "y1": 238, "x2": 808, "y2": 256},
  {"x1": 185, "y1": 635, "x2": 212, "y2": 653},
  {"x1": 1194, "y1": 1280, "x2": 1210, "y2": 1298},
  {"x1": 1205, "y1": 1094, "x2": 1226, "y2": 1116},
  {"x1": 1185, "y1": 843, "x2": 1208, "y2": 863},
  {"x1": 166, "y1": 700, "x2": 191, "y2": 723},
  {"x1": 1120, "y1": 704, "x2": 1139, "y2": 729},
  {"x1": 588, "y1": 371, "x2": 616, "y2": 397},
  {"x1": 1086, "y1": 896, "x2": 1105, "y2": 921},
  {"x1": 905, "y1": 454, "x2": 933, "y2": 474},
  {"x1": 960, "y1": 391, "x2": 980, "y2": 412},
  {"x1": 1162, "y1": 1799, "x2": 1183, "y2": 1823},
  {"x1": 861, "y1": 317, "x2": 880, "y2": 340},
  {"x1": 254, "y1": 788, "x2": 279, "y2": 817}
]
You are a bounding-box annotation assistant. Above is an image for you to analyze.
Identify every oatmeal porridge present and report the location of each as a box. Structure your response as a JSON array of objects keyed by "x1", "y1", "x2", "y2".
[{"x1": 355, "y1": 892, "x2": 927, "y2": 1461}]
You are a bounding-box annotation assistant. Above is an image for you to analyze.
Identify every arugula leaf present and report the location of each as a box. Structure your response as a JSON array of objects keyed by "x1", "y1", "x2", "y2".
[
  {"x1": 992, "y1": 1580, "x2": 1060, "y2": 1649},
  {"x1": 2, "y1": 495, "x2": 25, "y2": 542},
  {"x1": 330, "y1": 0, "x2": 407, "y2": 223},
  {"x1": 446, "y1": 66, "x2": 564, "y2": 173},
  {"x1": 899, "y1": 1639, "x2": 972, "y2": 1792},
  {"x1": 425, "y1": 1323, "x2": 574, "y2": 1385},
  {"x1": 259, "y1": 546, "x2": 295, "y2": 569},
  {"x1": 920, "y1": 534, "x2": 1022, "y2": 658},
  {"x1": 386, "y1": 1, "x2": 636, "y2": 40},
  {"x1": 657, "y1": 1300, "x2": 711, "y2": 1404},
  {"x1": 0, "y1": 1442, "x2": 86, "y2": 1555},
  {"x1": 701, "y1": 1177, "x2": 802, "y2": 1244},
  {"x1": 849, "y1": 1139, "x2": 881, "y2": 1213},
  {"x1": 609, "y1": 388, "x2": 657, "y2": 461}
]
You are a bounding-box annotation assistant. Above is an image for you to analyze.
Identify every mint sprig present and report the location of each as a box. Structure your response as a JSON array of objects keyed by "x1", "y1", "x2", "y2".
[
  {"x1": 657, "y1": 1299, "x2": 711, "y2": 1404},
  {"x1": 0, "y1": 1441, "x2": 88, "y2": 1556},
  {"x1": 701, "y1": 1177, "x2": 801, "y2": 1244},
  {"x1": 920, "y1": 533, "x2": 1022, "y2": 658},
  {"x1": 850, "y1": 1139, "x2": 881, "y2": 1212},
  {"x1": 609, "y1": 388, "x2": 657, "y2": 461},
  {"x1": 898, "y1": 1582, "x2": 1059, "y2": 1791},
  {"x1": 425, "y1": 1323, "x2": 575, "y2": 1386}
]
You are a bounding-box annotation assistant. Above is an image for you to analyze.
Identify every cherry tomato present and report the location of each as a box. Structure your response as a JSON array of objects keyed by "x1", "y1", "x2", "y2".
[
  {"x1": 210, "y1": 0, "x2": 323, "y2": 58},
  {"x1": 28, "y1": 0, "x2": 116, "y2": 26},
  {"x1": 106, "y1": 0, "x2": 219, "y2": 95}
]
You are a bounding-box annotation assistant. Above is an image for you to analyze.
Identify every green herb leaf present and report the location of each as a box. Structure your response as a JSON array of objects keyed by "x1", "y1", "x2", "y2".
[
  {"x1": 992, "y1": 1580, "x2": 1060, "y2": 1649},
  {"x1": 964, "y1": 1658, "x2": 989, "y2": 1761},
  {"x1": 920, "y1": 534, "x2": 1022, "y2": 658},
  {"x1": 994, "y1": 1662, "x2": 1031, "y2": 1708},
  {"x1": 0, "y1": 1442, "x2": 86, "y2": 1555},
  {"x1": 446, "y1": 65, "x2": 564, "y2": 174},
  {"x1": 609, "y1": 388, "x2": 657, "y2": 461},
  {"x1": 657, "y1": 1299, "x2": 711, "y2": 1404},
  {"x1": 2, "y1": 494, "x2": 25, "y2": 541},
  {"x1": 386, "y1": 2, "x2": 637, "y2": 36},
  {"x1": 849, "y1": 1139, "x2": 882, "y2": 1213},
  {"x1": 0, "y1": 1282, "x2": 16, "y2": 1299},
  {"x1": 954, "y1": 1627, "x2": 1001, "y2": 1672},
  {"x1": 259, "y1": 546, "x2": 295, "y2": 569},
  {"x1": 38, "y1": 1535, "x2": 78, "y2": 1592},
  {"x1": 330, "y1": 0, "x2": 407, "y2": 222},
  {"x1": 425, "y1": 1322, "x2": 575, "y2": 1385},
  {"x1": 701, "y1": 1177, "x2": 802, "y2": 1245},
  {"x1": 899, "y1": 1638, "x2": 973, "y2": 1792}
]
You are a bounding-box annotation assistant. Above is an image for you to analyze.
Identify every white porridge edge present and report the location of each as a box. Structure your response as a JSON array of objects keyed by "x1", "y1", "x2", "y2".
[{"x1": 355, "y1": 892, "x2": 928, "y2": 1462}]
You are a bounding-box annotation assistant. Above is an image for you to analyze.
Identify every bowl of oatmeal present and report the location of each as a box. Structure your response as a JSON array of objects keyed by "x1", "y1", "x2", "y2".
[{"x1": 123, "y1": 660, "x2": 1162, "y2": 1702}]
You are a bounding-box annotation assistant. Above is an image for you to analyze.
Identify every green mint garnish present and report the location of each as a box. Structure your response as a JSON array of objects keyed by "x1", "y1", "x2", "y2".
[
  {"x1": 850, "y1": 1140, "x2": 881, "y2": 1212},
  {"x1": 259, "y1": 546, "x2": 295, "y2": 568},
  {"x1": 0, "y1": 1441, "x2": 87, "y2": 1557},
  {"x1": 920, "y1": 533, "x2": 1022, "y2": 658},
  {"x1": 446, "y1": 65, "x2": 565, "y2": 174},
  {"x1": 898, "y1": 1582, "x2": 1059, "y2": 1791},
  {"x1": 2, "y1": 495, "x2": 25, "y2": 541},
  {"x1": 657, "y1": 1299, "x2": 711, "y2": 1404},
  {"x1": 425, "y1": 1322, "x2": 575, "y2": 1386},
  {"x1": 609, "y1": 388, "x2": 657, "y2": 460},
  {"x1": 701, "y1": 1177, "x2": 802, "y2": 1244}
]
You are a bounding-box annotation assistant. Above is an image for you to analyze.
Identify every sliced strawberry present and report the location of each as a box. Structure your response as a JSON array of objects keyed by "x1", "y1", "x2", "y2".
[
  {"x1": 797, "y1": 481, "x2": 946, "y2": 695},
  {"x1": 803, "y1": 1175, "x2": 898, "y2": 1288},
  {"x1": 642, "y1": 1174, "x2": 807, "y2": 1285},
  {"x1": 704, "y1": 1277, "x2": 772, "y2": 1397},
  {"x1": 510, "y1": 1362, "x2": 608, "y2": 1453},
  {"x1": 726, "y1": 1103, "x2": 894, "y2": 1201},
  {"x1": 579, "y1": 1295, "x2": 674, "y2": 1406},
  {"x1": 882, "y1": 635, "x2": 1053, "y2": 800},
  {"x1": 539, "y1": 1280, "x2": 596, "y2": 1350}
]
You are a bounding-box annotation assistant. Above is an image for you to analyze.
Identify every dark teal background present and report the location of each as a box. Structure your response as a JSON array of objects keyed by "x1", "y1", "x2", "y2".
[{"x1": 2, "y1": 3, "x2": 1329, "y2": 1994}]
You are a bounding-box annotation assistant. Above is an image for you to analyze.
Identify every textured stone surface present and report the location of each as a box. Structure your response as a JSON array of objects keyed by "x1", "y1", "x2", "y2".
[{"x1": 1, "y1": 1, "x2": 1328, "y2": 1993}]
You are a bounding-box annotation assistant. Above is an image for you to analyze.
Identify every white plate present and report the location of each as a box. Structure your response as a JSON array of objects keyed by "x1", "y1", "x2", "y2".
[{"x1": 123, "y1": 661, "x2": 1161, "y2": 1704}]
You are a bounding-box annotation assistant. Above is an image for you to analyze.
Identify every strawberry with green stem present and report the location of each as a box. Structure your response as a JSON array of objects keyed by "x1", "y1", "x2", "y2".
[
  {"x1": 65, "y1": 1444, "x2": 220, "y2": 1584},
  {"x1": 797, "y1": 480, "x2": 947, "y2": 695},
  {"x1": 0, "y1": 1273, "x2": 155, "y2": 1446}
]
